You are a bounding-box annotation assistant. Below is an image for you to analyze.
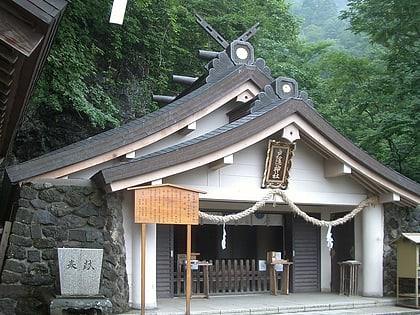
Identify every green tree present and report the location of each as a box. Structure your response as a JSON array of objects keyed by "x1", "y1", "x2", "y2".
[{"x1": 313, "y1": 0, "x2": 420, "y2": 181}]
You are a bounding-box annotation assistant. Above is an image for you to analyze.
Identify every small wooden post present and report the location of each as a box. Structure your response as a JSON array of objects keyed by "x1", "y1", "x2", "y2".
[
  {"x1": 141, "y1": 223, "x2": 146, "y2": 315},
  {"x1": 186, "y1": 224, "x2": 192, "y2": 315}
]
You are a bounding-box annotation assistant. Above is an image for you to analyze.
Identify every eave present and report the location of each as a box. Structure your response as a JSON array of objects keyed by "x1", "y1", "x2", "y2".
[
  {"x1": 93, "y1": 99, "x2": 420, "y2": 207},
  {"x1": 0, "y1": 0, "x2": 68, "y2": 158},
  {"x1": 6, "y1": 64, "x2": 271, "y2": 182}
]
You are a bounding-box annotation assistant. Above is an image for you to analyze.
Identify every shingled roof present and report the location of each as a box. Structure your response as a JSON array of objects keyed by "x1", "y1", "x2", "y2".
[
  {"x1": 6, "y1": 52, "x2": 272, "y2": 182},
  {"x1": 4, "y1": 22, "x2": 420, "y2": 207},
  {"x1": 91, "y1": 87, "x2": 420, "y2": 207}
]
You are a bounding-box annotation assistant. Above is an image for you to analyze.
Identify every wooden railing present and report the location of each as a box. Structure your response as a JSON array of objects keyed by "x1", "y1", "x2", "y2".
[{"x1": 174, "y1": 259, "x2": 281, "y2": 296}]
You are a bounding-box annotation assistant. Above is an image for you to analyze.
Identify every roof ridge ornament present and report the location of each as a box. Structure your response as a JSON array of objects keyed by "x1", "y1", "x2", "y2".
[{"x1": 195, "y1": 12, "x2": 259, "y2": 65}]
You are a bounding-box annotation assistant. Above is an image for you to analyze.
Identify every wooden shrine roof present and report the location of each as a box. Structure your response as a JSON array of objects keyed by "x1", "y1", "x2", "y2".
[
  {"x1": 92, "y1": 96, "x2": 420, "y2": 206},
  {"x1": 4, "y1": 29, "x2": 420, "y2": 207},
  {"x1": 6, "y1": 56, "x2": 271, "y2": 182}
]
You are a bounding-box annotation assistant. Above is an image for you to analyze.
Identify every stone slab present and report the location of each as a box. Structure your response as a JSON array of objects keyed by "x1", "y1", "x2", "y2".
[
  {"x1": 57, "y1": 248, "x2": 103, "y2": 295},
  {"x1": 50, "y1": 295, "x2": 112, "y2": 315}
]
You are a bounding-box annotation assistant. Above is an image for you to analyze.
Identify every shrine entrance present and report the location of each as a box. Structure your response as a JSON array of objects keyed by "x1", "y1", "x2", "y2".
[{"x1": 172, "y1": 223, "x2": 284, "y2": 296}]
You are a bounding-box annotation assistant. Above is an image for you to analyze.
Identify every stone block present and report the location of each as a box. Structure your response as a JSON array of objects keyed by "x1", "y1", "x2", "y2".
[
  {"x1": 14, "y1": 208, "x2": 33, "y2": 224},
  {"x1": 6, "y1": 245, "x2": 26, "y2": 260},
  {"x1": 39, "y1": 188, "x2": 63, "y2": 203},
  {"x1": 33, "y1": 210, "x2": 59, "y2": 225},
  {"x1": 27, "y1": 250, "x2": 41, "y2": 262},
  {"x1": 30, "y1": 198, "x2": 48, "y2": 210},
  {"x1": 63, "y1": 189, "x2": 85, "y2": 207},
  {"x1": 30, "y1": 224, "x2": 42, "y2": 239},
  {"x1": 1, "y1": 270, "x2": 22, "y2": 284},
  {"x1": 20, "y1": 185, "x2": 38, "y2": 200},
  {"x1": 4, "y1": 259, "x2": 26, "y2": 273},
  {"x1": 57, "y1": 248, "x2": 103, "y2": 295},
  {"x1": 69, "y1": 229, "x2": 86, "y2": 242},
  {"x1": 50, "y1": 202, "x2": 72, "y2": 217},
  {"x1": 9, "y1": 235, "x2": 32, "y2": 247},
  {"x1": 33, "y1": 238, "x2": 56, "y2": 249},
  {"x1": 87, "y1": 216, "x2": 106, "y2": 229},
  {"x1": 0, "y1": 298, "x2": 17, "y2": 315},
  {"x1": 49, "y1": 296, "x2": 112, "y2": 315},
  {"x1": 62, "y1": 214, "x2": 86, "y2": 228},
  {"x1": 11, "y1": 222, "x2": 30, "y2": 237},
  {"x1": 74, "y1": 203, "x2": 98, "y2": 217}
]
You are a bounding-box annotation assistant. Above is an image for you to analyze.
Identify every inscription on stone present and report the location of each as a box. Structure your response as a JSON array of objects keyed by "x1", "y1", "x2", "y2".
[{"x1": 58, "y1": 248, "x2": 103, "y2": 295}]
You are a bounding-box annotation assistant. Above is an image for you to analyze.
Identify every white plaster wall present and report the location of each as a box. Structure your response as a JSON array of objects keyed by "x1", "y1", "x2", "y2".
[{"x1": 167, "y1": 139, "x2": 367, "y2": 206}]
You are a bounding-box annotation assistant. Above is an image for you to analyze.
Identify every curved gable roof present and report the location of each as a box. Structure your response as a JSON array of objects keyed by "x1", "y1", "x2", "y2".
[
  {"x1": 6, "y1": 55, "x2": 272, "y2": 182},
  {"x1": 93, "y1": 96, "x2": 420, "y2": 206}
]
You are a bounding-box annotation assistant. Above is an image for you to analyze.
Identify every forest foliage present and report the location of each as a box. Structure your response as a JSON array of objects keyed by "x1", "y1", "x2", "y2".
[{"x1": 14, "y1": 0, "x2": 419, "y2": 182}]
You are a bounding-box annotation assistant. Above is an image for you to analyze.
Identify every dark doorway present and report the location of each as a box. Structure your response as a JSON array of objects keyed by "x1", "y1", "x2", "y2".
[
  {"x1": 173, "y1": 224, "x2": 284, "y2": 261},
  {"x1": 285, "y1": 213, "x2": 321, "y2": 293},
  {"x1": 156, "y1": 224, "x2": 174, "y2": 298},
  {"x1": 330, "y1": 212, "x2": 355, "y2": 293}
]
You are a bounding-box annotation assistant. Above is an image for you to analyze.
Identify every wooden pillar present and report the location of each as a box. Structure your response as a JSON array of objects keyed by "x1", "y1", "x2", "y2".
[
  {"x1": 186, "y1": 224, "x2": 192, "y2": 315},
  {"x1": 141, "y1": 223, "x2": 146, "y2": 315}
]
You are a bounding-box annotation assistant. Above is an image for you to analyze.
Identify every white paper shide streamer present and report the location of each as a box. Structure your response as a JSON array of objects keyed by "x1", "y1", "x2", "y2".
[
  {"x1": 221, "y1": 223, "x2": 227, "y2": 250},
  {"x1": 326, "y1": 225, "x2": 334, "y2": 251}
]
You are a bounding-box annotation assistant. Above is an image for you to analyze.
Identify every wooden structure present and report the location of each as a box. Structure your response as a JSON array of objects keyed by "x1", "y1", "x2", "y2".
[
  {"x1": 130, "y1": 184, "x2": 205, "y2": 315},
  {"x1": 0, "y1": 0, "x2": 68, "y2": 158},
  {"x1": 395, "y1": 233, "x2": 420, "y2": 309},
  {"x1": 338, "y1": 260, "x2": 361, "y2": 296},
  {"x1": 175, "y1": 258, "x2": 277, "y2": 296},
  {"x1": 267, "y1": 251, "x2": 293, "y2": 295}
]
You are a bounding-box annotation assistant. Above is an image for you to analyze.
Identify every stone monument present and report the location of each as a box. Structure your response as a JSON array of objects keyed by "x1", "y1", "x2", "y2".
[{"x1": 50, "y1": 248, "x2": 112, "y2": 314}]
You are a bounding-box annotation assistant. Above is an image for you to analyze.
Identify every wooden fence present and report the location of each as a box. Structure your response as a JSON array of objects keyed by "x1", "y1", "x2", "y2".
[{"x1": 174, "y1": 259, "x2": 281, "y2": 296}]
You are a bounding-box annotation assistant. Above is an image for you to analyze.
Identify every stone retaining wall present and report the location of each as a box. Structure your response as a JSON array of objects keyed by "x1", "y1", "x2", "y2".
[
  {"x1": 0, "y1": 179, "x2": 129, "y2": 314},
  {"x1": 383, "y1": 204, "x2": 420, "y2": 296}
]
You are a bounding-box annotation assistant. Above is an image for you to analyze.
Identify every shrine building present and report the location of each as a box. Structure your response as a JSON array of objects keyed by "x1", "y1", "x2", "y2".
[{"x1": 0, "y1": 10, "x2": 419, "y2": 313}]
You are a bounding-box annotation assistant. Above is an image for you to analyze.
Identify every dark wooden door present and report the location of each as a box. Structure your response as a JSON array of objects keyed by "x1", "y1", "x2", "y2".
[
  {"x1": 156, "y1": 224, "x2": 173, "y2": 298},
  {"x1": 291, "y1": 214, "x2": 321, "y2": 292}
]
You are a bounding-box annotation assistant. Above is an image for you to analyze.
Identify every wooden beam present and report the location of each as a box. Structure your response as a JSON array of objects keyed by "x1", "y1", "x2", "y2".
[
  {"x1": 0, "y1": 221, "x2": 12, "y2": 272},
  {"x1": 324, "y1": 159, "x2": 352, "y2": 177},
  {"x1": 236, "y1": 90, "x2": 254, "y2": 103},
  {"x1": 0, "y1": 10, "x2": 44, "y2": 57},
  {"x1": 178, "y1": 121, "x2": 196, "y2": 135},
  {"x1": 379, "y1": 192, "x2": 400, "y2": 204},
  {"x1": 209, "y1": 154, "x2": 233, "y2": 170},
  {"x1": 282, "y1": 124, "x2": 300, "y2": 143}
]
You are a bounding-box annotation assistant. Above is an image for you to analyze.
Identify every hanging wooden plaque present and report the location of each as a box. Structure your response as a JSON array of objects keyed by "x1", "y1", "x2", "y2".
[
  {"x1": 262, "y1": 140, "x2": 296, "y2": 189},
  {"x1": 130, "y1": 184, "x2": 206, "y2": 225}
]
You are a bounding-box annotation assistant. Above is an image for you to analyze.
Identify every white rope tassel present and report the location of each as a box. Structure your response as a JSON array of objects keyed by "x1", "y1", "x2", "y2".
[
  {"x1": 221, "y1": 223, "x2": 227, "y2": 250},
  {"x1": 326, "y1": 225, "x2": 334, "y2": 251}
]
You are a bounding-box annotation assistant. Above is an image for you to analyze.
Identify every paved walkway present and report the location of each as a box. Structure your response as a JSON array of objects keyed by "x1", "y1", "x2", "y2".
[{"x1": 120, "y1": 293, "x2": 420, "y2": 315}]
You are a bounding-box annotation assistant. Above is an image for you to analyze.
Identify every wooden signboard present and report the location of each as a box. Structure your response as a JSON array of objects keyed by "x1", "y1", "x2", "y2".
[
  {"x1": 132, "y1": 184, "x2": 206, "y2": 225},
  {"x1": 129, "y1": 184, "x2": 206, "y2": 315},
  {"x1": 262, "y1": 139, "x2": 296, "y2": 189}
]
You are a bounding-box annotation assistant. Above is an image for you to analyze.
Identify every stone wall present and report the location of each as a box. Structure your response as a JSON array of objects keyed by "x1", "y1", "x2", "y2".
[
  {"x1": 0, "y1": 179, "x2": 130, "y2": 314},
  {"x1": 383, "y1": 204, "x2": 420, "y2": 296}
]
